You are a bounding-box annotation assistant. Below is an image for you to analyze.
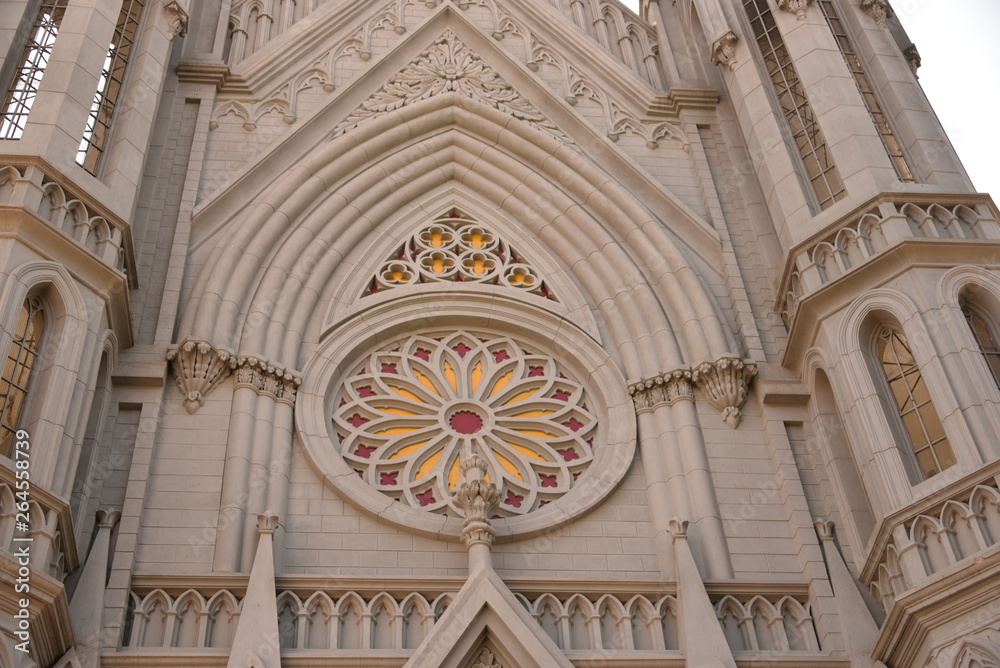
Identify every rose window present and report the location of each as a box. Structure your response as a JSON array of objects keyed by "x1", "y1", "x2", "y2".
[{"x1": 332, "y1": 331, "x2": 597, "y2": 517}]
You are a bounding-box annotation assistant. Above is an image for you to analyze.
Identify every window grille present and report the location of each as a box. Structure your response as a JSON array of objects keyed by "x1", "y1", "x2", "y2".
[
  {"x1": 0, "y1": 298, "x2": 45, "y2": 456},
  {"x1": 875, "y1": 327, "x2": 955, "y2": 479},
  {"x1": 0, "y1": 0, "x2": 69, "y2": 140},
  {"x1": 76, "y1": 0, "x2": 144, "y2": 174},
  {"x1": 962, "y1": 306, "x2": 1000, "y2": 390},
  {"x1": 742, "y1": 0, "x2": 847, "y2": 210},
  {"x1": 817, "y1": 0, "x2": 916, "y2": 183}
]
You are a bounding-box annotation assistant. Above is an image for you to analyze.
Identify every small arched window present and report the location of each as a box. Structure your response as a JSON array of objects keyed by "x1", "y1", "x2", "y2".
[
  {"x1": 875, "y1": 326, "x2": 955, "y2": 479},
  {"x1": 0, "y1": 297, "x2": 45, "y2": 455},
  {"x1": 962, "y1": 304, "x2": 1000, "y2": 389}
]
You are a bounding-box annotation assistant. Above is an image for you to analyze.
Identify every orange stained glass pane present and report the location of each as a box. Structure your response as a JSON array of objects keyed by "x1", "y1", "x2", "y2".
[
  {"x1": 412, "y1": 370, "x2": 440, "y2": 396},
  {"x1": 390, "y1": 441, "x2": 428, "y2": 459},
  {"x1": 510, "y1": 410, "x2": 554, "y2": 418},
  {"x1": 515, "y1": 429, "x2": 557, "y2": 439},
  {"x1": 504, "y1": 388, "x2": 538, "y2": 405},
  {"x1": 416, "y1": 449, "x2": 443, "y2": 479},
  {"x1": 489, "y1": 370, "x2": 513, "y2": 397},
  {"x1": 389, "y1": 385, "x2": 424, "y2": 402},
  {"x1": 443, "y1": 361, "x2": 458, "y2": 392},
  {"x1": 508, "y1": 442, "x2": 546, "y2": 461},
  {"x1": 377, "y1": 407, "x2": 419, "y2": 416},
  {"x1": 449, "y1": 457, "x2": 461, "y2": 488},
  {"x1": 494, "y1": 450, "x2": 523, "y2": 481},
  {"x1": 471, "y1": 361, "x2": 484, "y2": 391},
  {"x1": 376, "y1": 427, "x2": 418, "y2": 436}
]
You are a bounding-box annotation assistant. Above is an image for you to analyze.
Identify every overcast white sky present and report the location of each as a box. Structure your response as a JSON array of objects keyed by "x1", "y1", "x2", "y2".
[{"x1": 619, "y1": 0, "x2": 1000, "y2": 199}]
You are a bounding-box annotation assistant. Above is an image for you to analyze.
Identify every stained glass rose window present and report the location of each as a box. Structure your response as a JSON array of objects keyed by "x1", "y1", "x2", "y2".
[{"x1": 332, "y1": 331, "x2": 596, "y2": 517}]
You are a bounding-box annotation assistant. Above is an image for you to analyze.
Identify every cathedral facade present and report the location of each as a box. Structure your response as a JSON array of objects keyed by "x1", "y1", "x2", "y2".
[{"x1": 1, "y1": 0, "x2": 999, "y2": 666}]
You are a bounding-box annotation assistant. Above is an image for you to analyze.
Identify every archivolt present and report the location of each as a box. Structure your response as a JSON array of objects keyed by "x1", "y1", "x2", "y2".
[{"x1": 183, "y1": 93, "x2": 737, "y2": 380}]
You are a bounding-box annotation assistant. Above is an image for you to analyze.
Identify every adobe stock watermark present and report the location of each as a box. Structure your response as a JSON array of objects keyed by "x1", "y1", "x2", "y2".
[{"x1": 11, "y1": 428, "x2": 34, "y2": 655}]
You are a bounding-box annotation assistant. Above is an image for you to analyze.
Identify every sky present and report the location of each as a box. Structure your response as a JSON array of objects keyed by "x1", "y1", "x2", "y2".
[{"x1": 619, "y1": 0, "x2": 1000, "y2": 199}]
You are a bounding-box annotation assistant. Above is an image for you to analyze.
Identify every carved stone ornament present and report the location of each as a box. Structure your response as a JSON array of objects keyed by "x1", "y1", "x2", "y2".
[
  {"x1": 861, "y1": 0, "x2": 890, "y2": 27},
  {"x1": 166, "y1": 339, "x2": 238, "y2": 414},
  {"x1": 629, "y1": 369, "x2": 694, "y2": 412},
  {"x1": 777, "y1": 0, "x2": 812, "y2": 20},
  {"x1": 472, "y1": 648, "x2": 503, "y2": 668},
  {"x1": 691, "y1": 357, "x2": 758, "y2": 428},
  {"x1": 711, "y1": 30, "x2": 739, "y2": 71},
  {"x1": 454, "y1": 455, "x2": 501, "y2": 549},
  {"x1": 813, "y1": 519, "x2": 836, "y2": 542},
  {"x1": 332, "y1": 30, "x2": 573, "y2": 145},
  {"x1": 163, "y1": 1, "x2": 189, "y2": 40},
  {"x1": 236, "y1": 355, "x2": 302, "y2": 404}
]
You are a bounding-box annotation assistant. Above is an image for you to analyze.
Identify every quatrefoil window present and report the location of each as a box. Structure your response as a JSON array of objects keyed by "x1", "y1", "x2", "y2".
[
  {"x1": 332, "y1": 331, "x2": 596, "y2": 517},
  {"x1": 365, "y1": 209, "x2": 557, "y2": 301}
]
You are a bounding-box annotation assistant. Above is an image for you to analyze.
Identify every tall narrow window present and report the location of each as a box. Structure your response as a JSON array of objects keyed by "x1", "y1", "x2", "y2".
[
  {"x1": 0, "y1": 0, "x2": 69, "y2": 139},
  {"x1": 742, "y1": 0, "x2": 847, "y2": 209},
  {"x1": 817, "y1": 0, "x2": 916, "y2": 183},
  {"x1": 875, "y1": 327, "x2": 955, "y2": 479},
  {"x1": 0, "y1": 298, "x2": 45, "y2": 456},
  {"x1": 76, "y1": 0, "x2": 145, "y2": 174},
  {"x1": 962, "y1": 305, "x2": 1000, "y2": 389}
]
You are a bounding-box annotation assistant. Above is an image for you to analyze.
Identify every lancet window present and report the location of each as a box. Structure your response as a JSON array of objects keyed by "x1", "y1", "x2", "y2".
[
  {"x1": 874, "y1": 326, "x2": 955, "y2": 479},
  {"x1": 0, "y1": 0, "x2": 69, "y2": 139},
  {"x1": 0, "y1": 298, "x2": 45, "y2": 456},
  {"x1": 962, "y1": 305, "x2": 1000, "y2": 390},
  {"x1": 76, "y1": 0, "x2": 145, "y2": 173}
]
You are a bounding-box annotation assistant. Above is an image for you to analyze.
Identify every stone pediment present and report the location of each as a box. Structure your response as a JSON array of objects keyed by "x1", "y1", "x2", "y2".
[{"x1": 331, "y1": 29, "x2": 573, "y2": 146}]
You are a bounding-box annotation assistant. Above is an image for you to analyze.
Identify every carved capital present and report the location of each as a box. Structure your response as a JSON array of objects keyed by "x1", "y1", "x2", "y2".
[
  {"x1": 166, "y1": 339, "x2": 238, "y2": 414},
  {"x1": 454, "y1": 455, "x2": 500, "y2": 548},
  {"x1": 777, "y1": 0, "x2": 812, "y2": 20},
  {"x1": 861, "y1": 0, "x2": 889, "y2": 27},
  {"x1": 163, "y1": 1, "x2": 188, "y2": 40},
  {"x1": 629, "y1": 369, "x2": 694, "y2": 413},
  {"x1": 668, "y1": 517, "x2": 689, "y2": 539},
  {"x1": 814, "y1": 520, "x2": 836, "y2": 542},
  {"x1": 691, "y1": 357, "x2": 758, "y2": 428},
  {"x1": 236, "y1": 356, "x2": 302, "y2": 404},
  {"x1": 711, "y1": 30, "x2": 739, "y2": 71},
  {"x1": 96, "y1": 508, "x2": 122, "y2": 531}
]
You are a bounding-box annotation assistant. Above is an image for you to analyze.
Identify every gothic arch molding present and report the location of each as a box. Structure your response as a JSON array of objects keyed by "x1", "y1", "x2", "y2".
[{"x1": 182, "y1": 93, "x2": 738, "y2": 382}]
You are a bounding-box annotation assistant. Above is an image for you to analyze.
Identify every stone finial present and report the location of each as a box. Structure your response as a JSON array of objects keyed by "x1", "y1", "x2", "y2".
[
  {"x1": 668, "y1": 517, "x2": 689, "y2": 539},
  {"x1": 96, "y1": 508, "x2": 122, "y2": 531},
  {"x1": 692, "y1": 357, "x2": 757, "y2": 428},
  {"x1": 454, "y1": 455, "x2": 500, "y2": 549},
  {"x1": 861, "y1": 0, "x2": 889, "y2": 27},
  {"x1": 163, "y1": 1, "x2": 189, "y2": 40},
  {"x1": 167, "y1": 339, "x2": 238, "y2": 413},
  {"x1": 777, "y1": 0, "x2": 812, "y2": 20},
  {"x1": 814, "y1": 520, "x2": 836, "y2": 541},
  {"x1": 711, "y1": 30, "x2": 739, "y2": 71},
  {"x1": 629, "y1": 369, "x2": 695, "y2": 412},
  {"x1": 257, "y1": 514, "x2": 280, "y2": 535}
]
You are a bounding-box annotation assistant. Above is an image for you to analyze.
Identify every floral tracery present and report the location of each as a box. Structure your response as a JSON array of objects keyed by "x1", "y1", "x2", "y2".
[
  {"x1": 365, "y1": 208, "x2": 557, "y2": 301},
  {"x1": 332, "y1": 331, "x2": 597, "y2": 517}
]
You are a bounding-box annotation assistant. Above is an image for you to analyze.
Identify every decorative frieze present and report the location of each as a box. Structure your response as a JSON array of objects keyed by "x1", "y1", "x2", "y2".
[
  {"x1": 692, "y1": 357, "x2": 757, "y2": 428},
  {"x1": 711, "y1": 31, "x2": 739, "y2": 71},
  {"x1": 163, "y1": 1, "x2": 188, "y2": 40},
  {"x1": 454, "y1": 455, "x2": 501, "y2": 549},
  {"x1": 235, "y1": 356, "x2": 302, "y2": 403},
  {"x1": 166, "y1": 339, "x2": 238, "y2": 414},
  {"x1": 629, "y1": 369, "x2": 695, "y2": 412},
  {"x1": 778, "y1": 0, "x2": 812, "y2": 20}
]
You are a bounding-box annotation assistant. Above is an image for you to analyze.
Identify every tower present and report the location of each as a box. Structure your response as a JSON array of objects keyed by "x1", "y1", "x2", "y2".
[{"x1": 0, "y1": 0, "x2": 998, "y2": 666}]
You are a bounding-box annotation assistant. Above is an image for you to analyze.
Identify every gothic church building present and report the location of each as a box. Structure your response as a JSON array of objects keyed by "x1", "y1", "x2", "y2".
[{"x1": 1, "y1": 0, "x2": 999, "y2": 666}]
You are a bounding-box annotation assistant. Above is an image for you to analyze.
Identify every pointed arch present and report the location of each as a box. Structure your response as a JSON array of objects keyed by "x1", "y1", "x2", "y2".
[
  {"x1": 533, "y1": 593, "x2": 564, "y2": 649},
  {"x1": 368, "y1": 592, "x2": 400, "y2": 649},
  {"x1": 205, "y1": 590, "x2": 241, "y2": 648},
  {"x1": 400, "y1": 593, "x2": 432, "y2": 649},
  {"x1": 716, "y1": 596, "x2": 751, "y2": 652},
  {"x1": 336, "y1": 592, "x2": 366, "y2": 649},
  {"x1": 303, "y1": 592, "x2": 335, "y2": 650},
  {"x1": 595, "y1": 594, "x2": 629, "y2": 650},
  {"x1": 276, "y1": 591, "x2": 301, "y2": 649},
  {"x1": 565, "y1": 594, "x2": 595, "y2": 650},
  {"x1": 138, "y1": 590, "x2": 172, "y2": 647},
  {"x1": 656, "y1": 595, "x2": 680, "y2": 650},
  {"x1": 172, "y1": 589, "x2": 207, "y2": 647},
  {"x1": 776, "y1": 597, "x2": 818, "y2": 651},
  {"x1": 626, "y1": 595, "x2": 660, "y2": 650}
]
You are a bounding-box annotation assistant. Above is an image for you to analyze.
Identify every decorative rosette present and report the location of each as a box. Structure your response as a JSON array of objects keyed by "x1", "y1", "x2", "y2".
[{"x1": 332, "y1": 331, "x2": 597, "y2": 517}]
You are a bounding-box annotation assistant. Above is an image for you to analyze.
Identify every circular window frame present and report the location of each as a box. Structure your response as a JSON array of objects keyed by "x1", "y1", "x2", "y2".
[{"x1": 296, "y1": 292, "x2": 636, "y2": 541}]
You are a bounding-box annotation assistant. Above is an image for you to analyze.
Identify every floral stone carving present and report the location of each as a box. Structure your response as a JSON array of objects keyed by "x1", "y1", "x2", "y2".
[
  {"x1": 331, "y1": 30, "x2": 573, "y2": 145},
  {"x1": 691, "y1": 357, "x2": 757, "y2": 428},
  {"x1": 332, "y1": 331, "x2": 597, "y2": 517},
  {"x1": 167, "y1": 339, "x2": 238, "y2": 414},
  {"x1": 711, "y1": 30, "x2": 739, "y2": 71},
  {"x1": 778, "y1": 0, "x2": 812, "y2": 20},
  {"x1": 861, "y1": 0, "x2": 890, "y2": 26}
]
